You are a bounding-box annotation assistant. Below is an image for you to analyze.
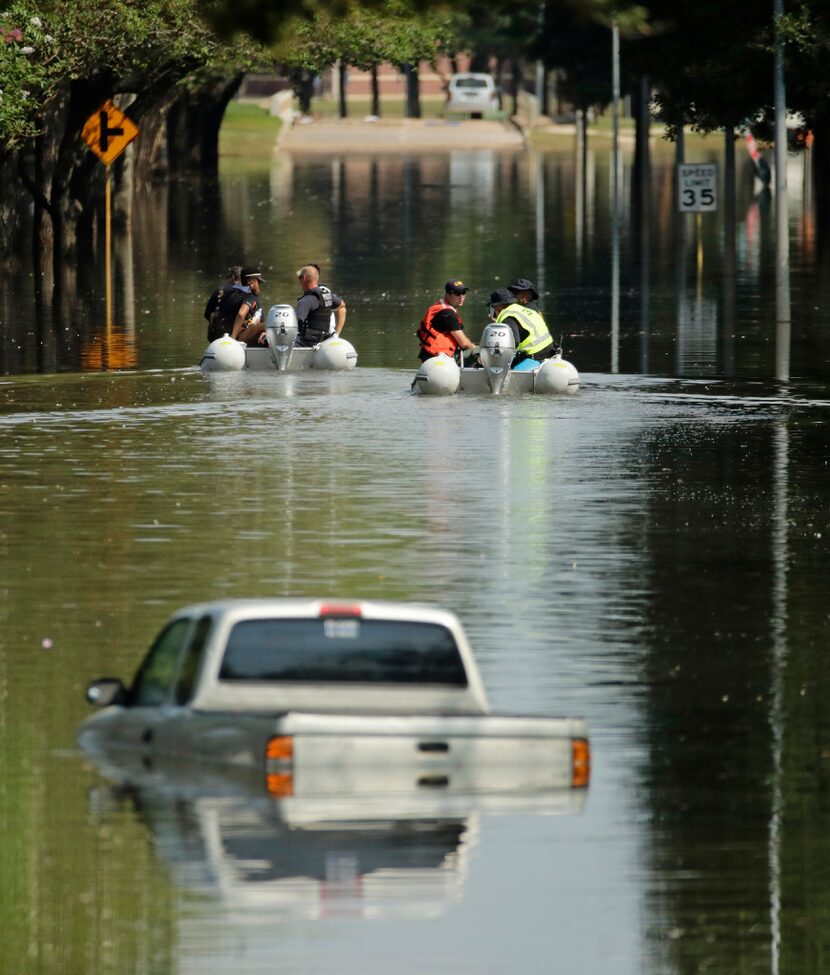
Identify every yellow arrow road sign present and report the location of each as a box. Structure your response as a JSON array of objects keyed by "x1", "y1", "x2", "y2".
[{"x1": 81, "y1": 100, "x2": 139, "y2": 166}]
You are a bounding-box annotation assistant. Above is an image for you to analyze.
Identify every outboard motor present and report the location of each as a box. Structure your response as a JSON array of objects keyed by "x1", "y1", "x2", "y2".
[
  {"x1": 478, "y1": 323, "x2": 516, "y2": 395},
  {"x1": 265, "y1": 304, "x2": 299, "y2": 371}
]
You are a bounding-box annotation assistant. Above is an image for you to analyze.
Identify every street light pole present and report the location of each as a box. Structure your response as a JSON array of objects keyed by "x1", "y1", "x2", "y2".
[
  {"x1": 773, "y1": 0, "x2": 790, "y2": 382},
  {"x1": 610, "y1": 18, "x2": 620, "y2": 373}
]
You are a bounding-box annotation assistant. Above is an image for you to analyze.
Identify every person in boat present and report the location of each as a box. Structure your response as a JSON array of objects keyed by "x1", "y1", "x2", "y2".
[
  {"x1": 417, "y1": 279, "x2": 478, "y2": 363},
  {"x1": 487, "y1": 288, "x2": 559, "y2": 368},
  {"x1": 204, "y1": 266, "x2": 244, "y2": 341},
  {"x1": 219, "y1": 266, "x2": 267, "y2": 346},
  {"x1": 507, "y1": 276, "x2": 542, "y2": 311},
  {"x1": 295, "y1": 264, "x2": 347, "y2": 347}
]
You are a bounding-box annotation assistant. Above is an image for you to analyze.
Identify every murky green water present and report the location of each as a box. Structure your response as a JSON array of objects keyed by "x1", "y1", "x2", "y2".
[{"x1": 1, "y1": 136, "x2": 829, "y2": 974}]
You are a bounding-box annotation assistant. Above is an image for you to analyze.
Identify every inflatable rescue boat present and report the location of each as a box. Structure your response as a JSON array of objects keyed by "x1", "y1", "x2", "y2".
[
  {"x1": 200, "y1": 305, "x2": 358, "y2": 373},
  {"x1": 412, "y1": 322, "x2": 579, "y2": 396}
]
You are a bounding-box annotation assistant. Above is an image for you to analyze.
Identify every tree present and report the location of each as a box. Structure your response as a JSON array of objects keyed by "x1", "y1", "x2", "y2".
[
  {"x1": 0, "y1": 0, "x2": 275, "y2": 264},
  {"x1": 278, "y1": 0, "x2": 468, "y2": 118}
]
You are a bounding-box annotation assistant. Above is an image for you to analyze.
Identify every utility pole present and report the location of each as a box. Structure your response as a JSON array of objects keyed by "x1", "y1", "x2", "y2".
[
  {"x1": 773, "y1": 0, "x2": 790, "y2": 382},
  {"x1": 535, "y1": 2, "x2": 546, "y2": 119},
  {"x1": 610, "y1": 18, "x2": 620, "y2": 373}
]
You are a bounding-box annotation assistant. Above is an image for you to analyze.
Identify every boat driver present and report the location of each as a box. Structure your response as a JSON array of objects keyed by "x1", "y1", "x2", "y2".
[
  {"x1": 487, "y1": 288, "x2": 558, "y2": 367},
  {"x1": 508, "y1": 276, "x2": 542, "y2": 311},
  {"x1": 417, "y1": 278, "x2": 479, "y2": 363},
  {"x1": 295, "y1": 264, "x2": 347, "y2": 347}
]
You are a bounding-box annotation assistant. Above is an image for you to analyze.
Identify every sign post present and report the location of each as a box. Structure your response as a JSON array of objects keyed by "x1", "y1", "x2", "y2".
[
  {"x1": 81, "y1": 100, "x2": 140, "y2": 332},
  {"x1": 677, "y1": 162, "x2": 718, "y2": 291},
  {"x1": 677, "y1": 163, "x2": 718, "y2": 213}
]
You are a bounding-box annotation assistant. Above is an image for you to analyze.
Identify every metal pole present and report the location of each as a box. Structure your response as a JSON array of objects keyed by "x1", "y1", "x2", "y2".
[
  {"x1": 535, "y1": 1, "x2": 545, "y2": 116},
  {"x1": 723, "y1": 128, "x2": 737, "y2": 376},
  {"x1": 773, "y1": 0, "x2": 790, "y2": 382},
  {"x1": 610, "y1": 19, "x2": 620, "y2": 373},
  {"x1": 638, "y1": 76, "x2": 650, "y2": 374},
  {"x1": 105, "y1": 164, "x2": 112, "y2": 331},
  {"x1": 535, "y1": 152, "x2": 545, "y2": 299}
]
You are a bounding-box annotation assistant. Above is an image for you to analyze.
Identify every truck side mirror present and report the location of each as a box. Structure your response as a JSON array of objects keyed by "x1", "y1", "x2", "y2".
[{"x1": 86, "y1": 678, "x2": 127, "y2": 708}]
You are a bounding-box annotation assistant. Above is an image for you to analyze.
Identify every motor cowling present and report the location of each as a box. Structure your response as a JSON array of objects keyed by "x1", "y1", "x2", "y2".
[
  {"x1": 412, "y1": 354, "x2": 460, "y2": 395},
  {"x1": 265, "y1": 304, "x2": 299, "y2": 371},
  {"x1": 478, "y1": 323, "x2": 516, "y2": 395}
]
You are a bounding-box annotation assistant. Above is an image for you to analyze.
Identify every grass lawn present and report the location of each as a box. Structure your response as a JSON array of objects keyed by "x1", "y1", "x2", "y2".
[
  {"x1": 530, "y1": 114, "x2": 722, "y2": 155},
  {"x1": 308, "y1": 95, "x2": 507, "y2": 121},
  {"x1": 310, "y1": 95, "x2": 444, "y2": 119},
  {"x1": 219, "y1": 101, "x2": 282, "y2": 158}
]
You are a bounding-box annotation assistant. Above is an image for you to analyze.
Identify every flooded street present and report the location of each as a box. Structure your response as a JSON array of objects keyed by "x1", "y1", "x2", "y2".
[{"x1": 1, "y1": 136, "x2": 829, "y2": 974}]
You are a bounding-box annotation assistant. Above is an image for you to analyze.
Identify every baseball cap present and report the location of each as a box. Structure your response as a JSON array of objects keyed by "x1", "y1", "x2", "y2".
[
  {"x1": 445, "y1": 279, "x2": 469, "y2": 295},
  {"x1": 508, "y1": 277, "x2": 538, "y2": 300},
  {"x1": 241, "y1": 265, "x2": 264, "y2": 282},
  {"x1": 488, "y1": 288, "x2": 514, "y2": 307}
]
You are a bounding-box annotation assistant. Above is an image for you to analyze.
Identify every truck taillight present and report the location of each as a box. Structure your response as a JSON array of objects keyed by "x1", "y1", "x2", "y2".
[
  {"x1": 266, "y1": 735, "x2": 294, "y2": 761},
  {"x1": 319, "y1": 603, "x2": 362, "y2": 617},
  {"x1": 266, "y1": 773, "x2": 293, "y2": 797},
  {"x1": 572, "y1": 738, "x2": 590, "y2": 788}
]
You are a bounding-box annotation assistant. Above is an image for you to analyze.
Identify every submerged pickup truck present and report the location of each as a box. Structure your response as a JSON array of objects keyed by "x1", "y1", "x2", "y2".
[{"x1": 79, "y1": 599, "x2": 590, "y2": 796}]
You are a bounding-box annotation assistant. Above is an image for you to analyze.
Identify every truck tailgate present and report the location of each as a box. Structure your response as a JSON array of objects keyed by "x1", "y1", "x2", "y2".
[{"x1": 267, "y1": 712, "x2": 589, "y2": 793}]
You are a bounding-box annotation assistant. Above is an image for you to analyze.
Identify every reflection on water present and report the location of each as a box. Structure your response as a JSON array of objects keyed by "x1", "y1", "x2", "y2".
[
  {"x1": 85, "y1": 751, "x2": 584, "y2": 925},
  {"x1": 0, "y1": 369, "x2": 827, "y2": 974},
  {"x1": 2, "y1": 137, "x2": 830, "y2": 974},
  {"x1": 2, "y1": 137, "x2": 830, "y2": 380}
]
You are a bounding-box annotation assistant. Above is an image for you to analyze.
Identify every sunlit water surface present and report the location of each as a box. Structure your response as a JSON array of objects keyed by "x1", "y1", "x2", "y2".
[{"x1": 1, "y1": 139, "x2": 829, "y2": 975}]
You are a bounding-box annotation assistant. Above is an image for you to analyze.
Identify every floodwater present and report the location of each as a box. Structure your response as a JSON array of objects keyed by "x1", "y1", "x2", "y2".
[{"x1": 1, "y1": 134, "x2": 829, "y2": 975}]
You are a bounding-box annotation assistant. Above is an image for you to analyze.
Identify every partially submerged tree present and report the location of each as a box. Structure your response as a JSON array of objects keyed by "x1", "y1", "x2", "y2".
[{"x1": 0, "y1": 0, "x2": 275, "y2": 262}]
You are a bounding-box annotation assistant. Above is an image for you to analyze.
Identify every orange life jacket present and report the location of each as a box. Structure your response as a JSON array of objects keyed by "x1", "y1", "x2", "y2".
[{"x1": 417, "y1": 301, "x2": 462, "y2": 358}]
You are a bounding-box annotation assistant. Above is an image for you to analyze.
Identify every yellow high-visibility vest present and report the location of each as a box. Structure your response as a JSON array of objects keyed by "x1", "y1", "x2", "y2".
[{"x1": 496, "y1": 303, "x2": 553, "y2": 355}]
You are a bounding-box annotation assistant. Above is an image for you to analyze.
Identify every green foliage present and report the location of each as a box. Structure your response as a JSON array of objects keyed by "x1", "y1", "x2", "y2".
[
  {"x1": 219, "y1": 99, "x2": 282, "y2": 160},
  {"x1": 0, "y1": 0, "x2": 277, "y2": 152},
  {"x1": 776, "y1": 2, "x2": 830, "y2": 127},
  {"x1": 0, "y1": 1, "x2": 54, "y2": 146},
  {"x1": 627, "y1": 0, "x2": 773, "y2": 132},
  {"x1": 538, "y1": 4, "x2": 612, "y2": 111},
  {"x1": 277, "y1": 0, "x2": 468, "y2": 73}
]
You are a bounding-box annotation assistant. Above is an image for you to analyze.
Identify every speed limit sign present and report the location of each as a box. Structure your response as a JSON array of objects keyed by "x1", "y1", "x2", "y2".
[{"x1": 677, "y1": 163, "x2": 718, "y2": 212}]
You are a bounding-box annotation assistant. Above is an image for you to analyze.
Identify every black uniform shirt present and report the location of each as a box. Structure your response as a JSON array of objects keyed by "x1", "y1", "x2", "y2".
[
  {"x1": 429, "y1": 307, "x2": 462, "y2": 332},
  {"x1": 295, "y1": 287, "x2": 343, "y2": 324}
]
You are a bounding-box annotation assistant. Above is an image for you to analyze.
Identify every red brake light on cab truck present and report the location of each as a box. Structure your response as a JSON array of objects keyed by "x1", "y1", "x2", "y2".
[{"x1": 319, "y1": 603, "x2": 362, "y2": 617}]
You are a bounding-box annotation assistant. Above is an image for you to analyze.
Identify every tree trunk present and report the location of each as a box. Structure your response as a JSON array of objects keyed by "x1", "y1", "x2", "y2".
[
  {"x1": 52, "y1": 79, "x2": 117, "y2": 259},
  {"x1": 370, "y1": 64, "x2": 380, "y2": 117},
  {"x1": 402, "y1": 63, "x2": 421, "y2": 118},
  {"x1": 338, "y1": 62, "x2": 348, "y2": 118},
  {"x1": 632, "y1": 76, "x2": 650, "y2": 201},
  {"x1": 539, "y1": 65, "x2": 549, "y2": 117},
  {"x1": 0, "y1": 154, "x2": 26, "y2": 266},
  {"x1": 166, "y1": 74, "x2": 243, "y2": 174},
  {"x1": 722, "y1": 127, "x2": 737, "y2": 376},
  {"x1": 291, "y1": 69, "x2": 315, "y2": 116},
  {"x1": 511, "y1": 58, "x2": 521, "y2": 117}
]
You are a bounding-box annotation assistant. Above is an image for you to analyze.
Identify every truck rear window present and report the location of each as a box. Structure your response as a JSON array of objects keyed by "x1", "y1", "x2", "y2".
[{"x1": 218, "y1": 618, "x2": 468, "y2": 686}]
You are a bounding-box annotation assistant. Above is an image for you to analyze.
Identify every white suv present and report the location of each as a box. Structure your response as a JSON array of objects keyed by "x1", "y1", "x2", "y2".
[{"x1": 446, "y1": 73, "x2": 499, "y2": 117}]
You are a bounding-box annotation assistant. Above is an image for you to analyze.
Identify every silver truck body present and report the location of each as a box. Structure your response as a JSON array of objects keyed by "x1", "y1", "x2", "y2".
[{"x1": 79, "y1": 599, "x2": 589, "y2": 794}]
